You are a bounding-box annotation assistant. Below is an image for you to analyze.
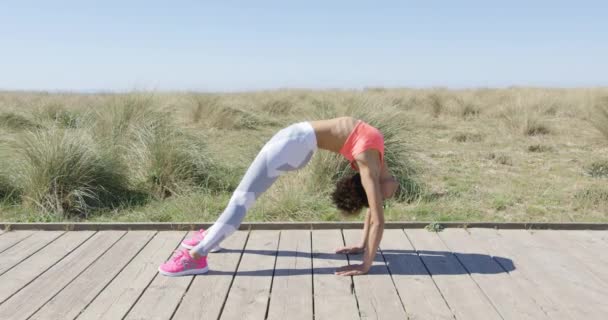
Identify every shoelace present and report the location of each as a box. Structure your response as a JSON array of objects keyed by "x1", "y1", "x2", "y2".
[{"x1": 171, "y1": 249, "x2": 188, "y2": 263}]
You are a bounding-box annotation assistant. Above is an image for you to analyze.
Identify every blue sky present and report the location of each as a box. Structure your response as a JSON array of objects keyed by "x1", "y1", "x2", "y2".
[{"x1": 1, "y1": 1, "x2": 607, "y2": 91}]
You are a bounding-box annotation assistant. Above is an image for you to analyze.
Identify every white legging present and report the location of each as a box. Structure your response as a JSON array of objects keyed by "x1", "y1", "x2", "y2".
[{"x1": 191, "y1": 122, "x2": 317, "y2": 255}]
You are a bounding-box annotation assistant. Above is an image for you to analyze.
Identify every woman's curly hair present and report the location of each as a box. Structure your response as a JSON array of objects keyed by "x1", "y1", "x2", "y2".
[{"x1": 331, "y1": 173, "x2": 369, "y2": 215}]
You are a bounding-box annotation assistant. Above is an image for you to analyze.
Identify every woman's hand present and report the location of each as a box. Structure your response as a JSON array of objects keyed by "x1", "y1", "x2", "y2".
[
  {"x1": 335, "y1": 245, "x2": 365, "y2": 254},
  {"x1": 335, "y1": 264, "x2": 370, "y2": 276}
]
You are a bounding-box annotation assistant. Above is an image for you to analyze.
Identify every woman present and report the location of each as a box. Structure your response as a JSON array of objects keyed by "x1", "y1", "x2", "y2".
[{"x1": 158, "y1": 116, "x2": 399, "y2": 277}]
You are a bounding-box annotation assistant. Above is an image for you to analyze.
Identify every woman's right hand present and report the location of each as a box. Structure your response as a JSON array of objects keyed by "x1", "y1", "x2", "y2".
[{"x1": 335, "y1": 245, "x2": 365, "y2": 254}]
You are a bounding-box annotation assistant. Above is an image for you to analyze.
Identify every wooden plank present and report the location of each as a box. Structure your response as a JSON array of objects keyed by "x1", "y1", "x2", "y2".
[
  {"x1": 535, "y1": 230, "x2": 608, "y2": 282},
  {"x1": 29, "y1": 231, "x2": 155, "y2": 320},
  {"x1": 219, "y1": 230, "x2": 280, "y2": 320},
  {"x1": 561, "y1": 230, "x2": 608, "y2": 265},
  {"x1": 0, "y1": 230, "x2": 34, "y2": 253},
  {"x1": 0, "y1": 231, "x2": 64, "y2": 276},
  {"x1": 437, "y1": 229, "x2": 550, "y2": 320},
  {"x1": 380, "y1": 229, "x2": 454, "y2": 319},
  {"x1": 121, "y1": 231, "x2": 190, "y2": 320},
  {"x1": 405, "y1": 229, "x2": 501, "y2": 320},
  {"x1": 506, "y1": 230, "x2": 608, "y2": 317},
  {"x1": 469, "y1": 229, "x2": 607, "y2": 319},
  {"x1": 172, "y1": 231, "x2": 249, "y2": 320},
  {"x1": 342, "y1": 229, "x2": 407, "y2": 319},
  {"x1": 311, "y1": 229, "x2": 359, "y2": 320},
  {"x1": 266, "y1": 230, "x2": 313, "y2": 320},
  {"x1": 0, "y1": 231, "x2": 125, "y2": 320},
  {"x1": 77, "y1": 231, "x2": 187, "y2": 320},
  {"x1": 4, "y1": 221, "x2": 608, "y2": 231},
  {"x1": 0, "y1": 231, "x2": 94, "y2": 304}
]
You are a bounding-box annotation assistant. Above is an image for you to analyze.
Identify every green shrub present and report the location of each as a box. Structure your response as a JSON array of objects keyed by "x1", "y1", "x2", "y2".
[{"x1": 11, "y1": 129, "x2": 131, "y2": 217}]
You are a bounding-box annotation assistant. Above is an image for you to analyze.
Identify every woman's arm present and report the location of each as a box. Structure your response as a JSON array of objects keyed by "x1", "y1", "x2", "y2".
[
  {"x1": 336, "y1": 150, "x2": 384, "y2": 276},
  {"x1": 380, "y1": 159, "x2": 399, "y2": 200},
  {"x1": 335, "y1": 208, "x2": 370, "y2": 254}
]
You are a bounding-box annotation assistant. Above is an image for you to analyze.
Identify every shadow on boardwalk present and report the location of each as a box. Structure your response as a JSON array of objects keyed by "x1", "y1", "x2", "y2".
[{"x1": 207, "y1": 249, "x2": 515, "y2": 276}]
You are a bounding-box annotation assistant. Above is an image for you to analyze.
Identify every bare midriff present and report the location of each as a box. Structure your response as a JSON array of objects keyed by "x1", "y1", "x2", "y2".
[{"x1": 309, "y1": 116, "x2": 358, "y2": 153}]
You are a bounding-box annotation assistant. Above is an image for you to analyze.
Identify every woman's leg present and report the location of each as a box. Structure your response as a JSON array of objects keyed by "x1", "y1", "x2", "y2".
[{"x1": 190, "y1": 123, "x2": 316, "y2": 256}]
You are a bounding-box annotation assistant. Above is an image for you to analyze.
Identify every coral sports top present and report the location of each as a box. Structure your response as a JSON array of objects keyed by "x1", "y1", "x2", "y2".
[{"x1": 339, "y1": 120, "x2": 385, "y2": 170}]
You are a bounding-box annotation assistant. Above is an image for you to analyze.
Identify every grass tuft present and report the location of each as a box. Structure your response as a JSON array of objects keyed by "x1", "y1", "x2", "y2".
[
  {"x1": 93, "y1": 95, "x2": 165, "y2": 144},
  {"x1": 457, "y1": 98, "x2": 481, "y2": 118},
  {"x1": 37, "y1": 104, "x2": 84, "y2": 128},
  {"x1": 575, "y1": 187, "x2": 608, "y2": 206},
  {"x1": 425, "y1": 222, "x2": 444, "y2": 232},
  {"x1": 0, "y1": 113, "x2": 40, "y2": 131},
  {"x1": 190, "y1": 95, "x2": 220, "y2": 124},
  {"x1": 590, "y1": 97, "x2": 608, "y2": 140},
  {"x1": 452, "y1": 132, "x2": 484, "y2": 143},
  {"x1": 586, "y1": 160, "x2": 608, "y2": 178},
  {"x1": 126, "y1": 124, "x2": 234, "y2": 198},
  {"x1": 527, "y1": 144, "x2": 553, "y2": 153},
  {"x1": 261, "y1": 98, "x2": 294, "y2": 116},
  {"x1": 427, "y1": 93, "x2": 445, "y2": 117},
  {"x1": 523, "y1": 116, "x2": 551, "y2": 136},
  {"x1": 192, "y1": 96, "x2": 271, "y2": 129},
  {"x1": 10, "y1": 129, "x2": 132, "y2": 218},
  {"x1": 0, "y1": 171, "x2": 18, "y2": 202}
]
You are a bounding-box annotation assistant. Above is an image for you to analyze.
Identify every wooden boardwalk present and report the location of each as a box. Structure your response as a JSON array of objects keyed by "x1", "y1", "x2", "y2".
[{"x1": 0, "y1": 228, "x2": 606, "y2": 319}]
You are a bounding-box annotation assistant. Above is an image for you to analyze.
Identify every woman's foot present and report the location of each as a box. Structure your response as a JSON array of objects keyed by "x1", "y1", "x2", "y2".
[
  {"x1": 158, "y1": 249, "x2": 208, "y2": 276},
  {"x1": 181, "y1": 229, "x2": 222, "y2": 252}
]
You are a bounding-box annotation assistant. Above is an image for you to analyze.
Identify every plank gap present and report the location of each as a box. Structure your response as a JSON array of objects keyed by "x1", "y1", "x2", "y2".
[
  {"x1": 0, "y1": 231, "x2": 97, "y2": 306},
  {"x1": 340, "y1": 228, "x2": 362, "y2": 320},
  {"x1": 263, "y1": 230, "x2": 282, "y2": 320},
  {"x1": 120, "y1": 231, "x2": 189, "y2": 320},
  {"x1": 27, "y1": 231, "x2": 128, "y2": 320},
  {"x1": 215, "y1": 228, "x2": 251, "y2": 320},
  {"x1": 401, "y1": 229, "x2": 456, "y2": 318},
  {"x1": 76, "y1": 230, "x2": 159, "y2": 319}
]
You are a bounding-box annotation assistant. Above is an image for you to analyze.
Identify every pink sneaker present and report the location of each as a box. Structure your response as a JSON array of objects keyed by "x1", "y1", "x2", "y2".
[
  {"x1": 181, "y1": 229, "x2": 221, "y2": 252},
  {"x1": 158, "y1": 249, "x2": 209, "y2": 277}
]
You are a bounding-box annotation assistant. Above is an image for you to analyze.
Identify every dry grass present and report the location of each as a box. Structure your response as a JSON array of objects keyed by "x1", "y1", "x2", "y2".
[
  {"x1": 0, "y1": 112, "x2": 40, "y2": 131},
  {"x1": 527, "y1": 144, "x2": 553, "y2": 153},
  {"x1": 451, "y1": 132, "x2": 484, "y2": 143},
  {"x1": 1, "y1": 87, "x2": 608, "y2": 223},
  {"x1": 590, "y1": 97, "x2": 608, "y2": 139}
]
